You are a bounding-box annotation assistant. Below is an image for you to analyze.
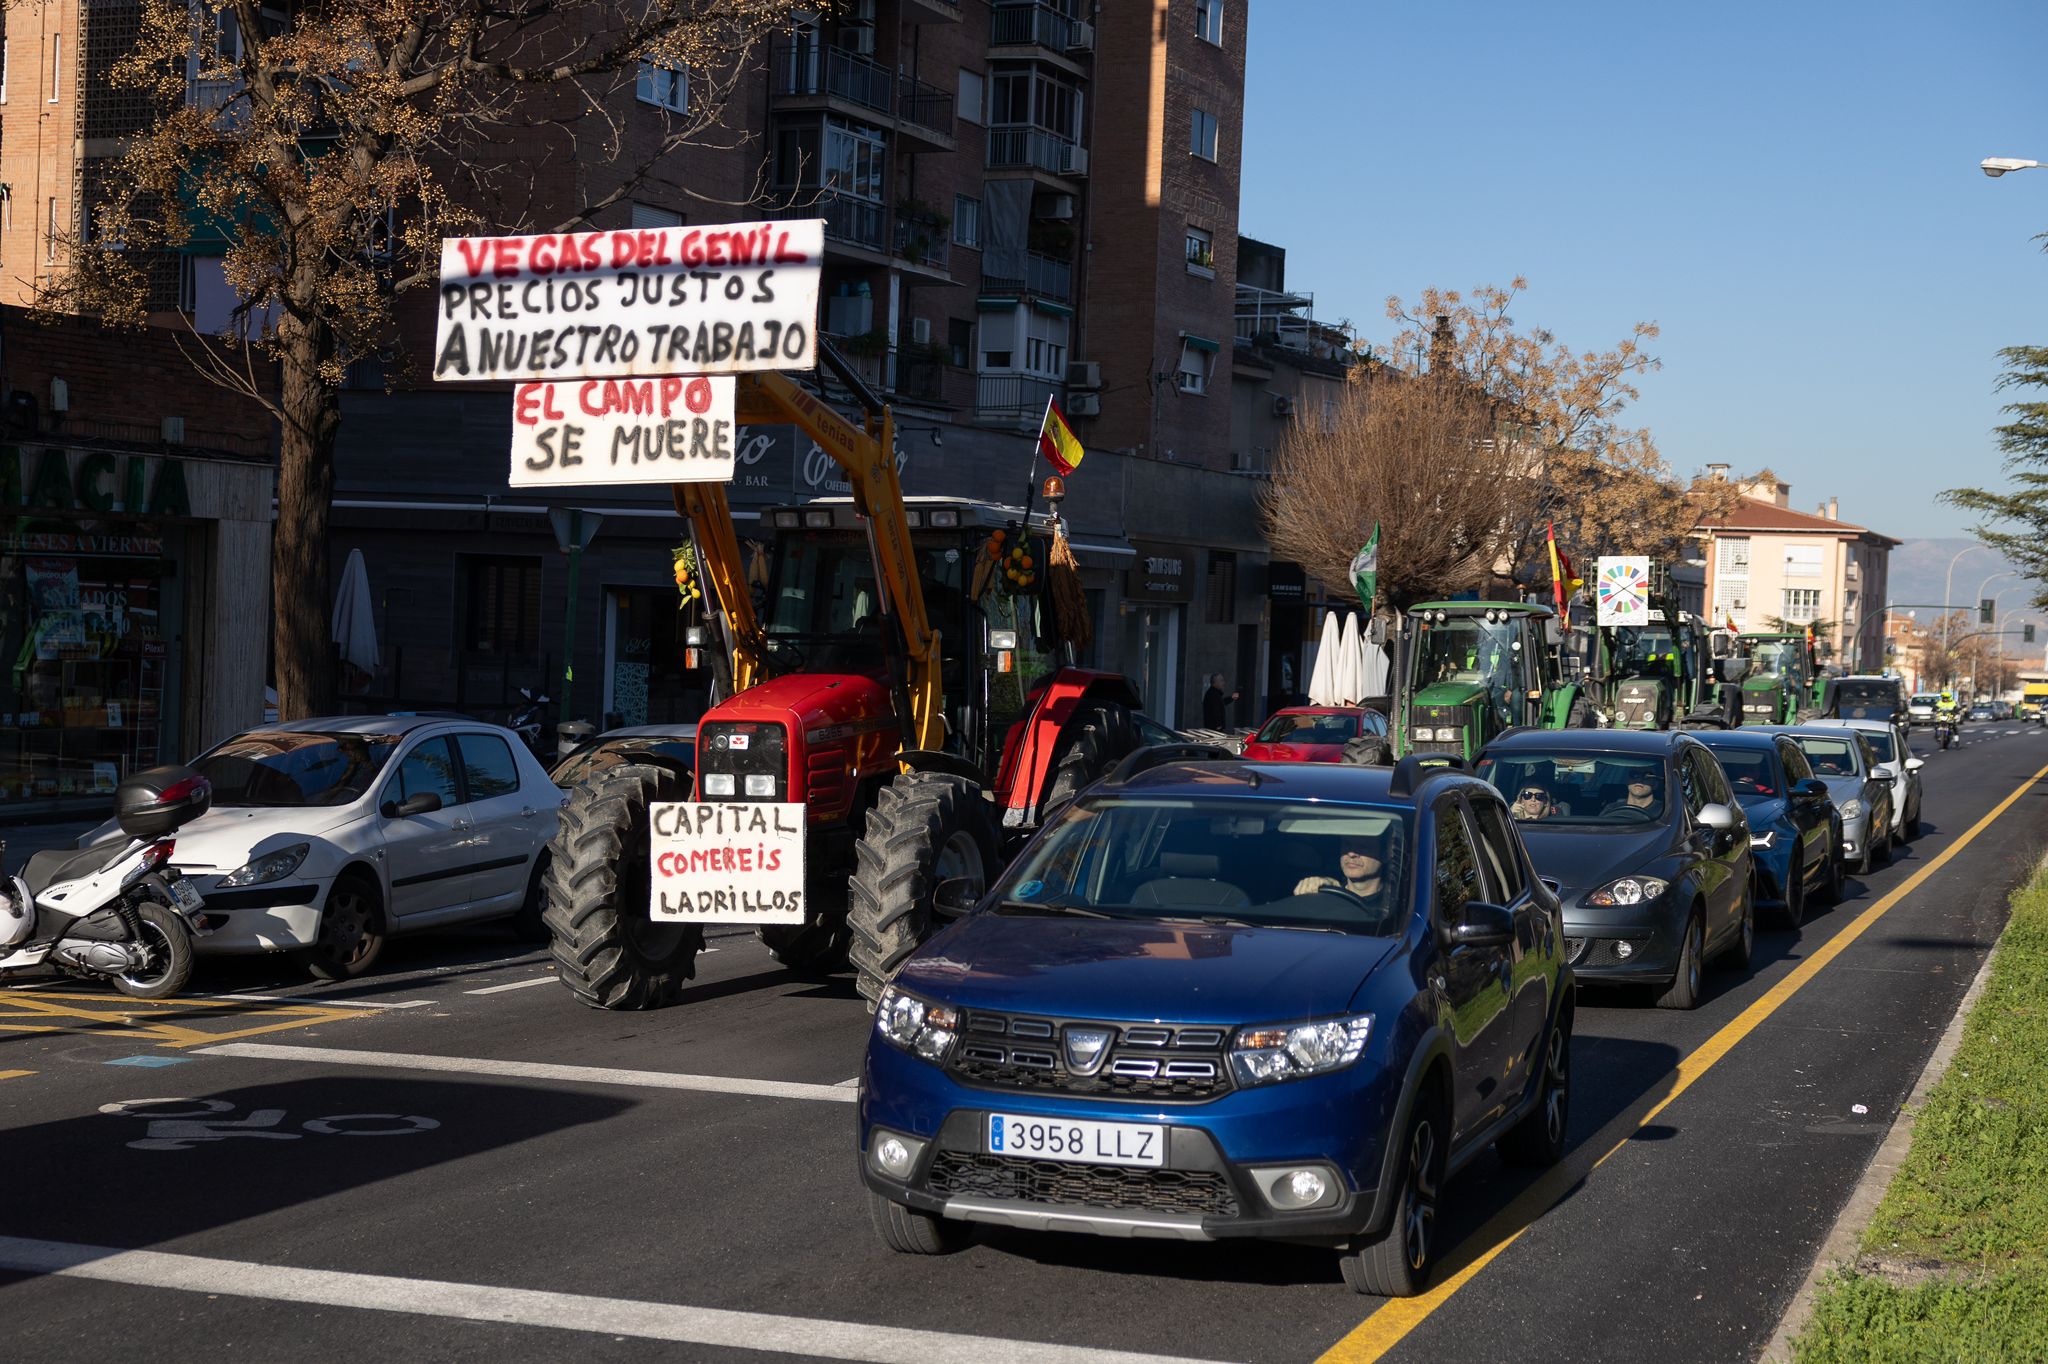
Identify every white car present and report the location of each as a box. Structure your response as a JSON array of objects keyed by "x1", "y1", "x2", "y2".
[
  {"x1": 1805, "y1": 717, "x2": 1923, "y2": 842},
  {"x1": 82, "y1": 715, "x2": 562, "y2": 979}
]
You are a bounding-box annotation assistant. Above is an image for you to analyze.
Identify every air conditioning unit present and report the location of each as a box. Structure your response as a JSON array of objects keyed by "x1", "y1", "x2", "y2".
[
  {"x1": 1270, "y1": 394, "x2": 1295, "y2": 417},
  {"x1": 912, "y1": 317, "x2": 932, "y2": 345},
  {"x1": 1067, "y1": 20, "x2": 1095, "y2": 51},
  {"x1": 1067, "y1": 391, "x2": 1102, "y2": 417},
  {"x1": 835, "y1": 25, "x2": 876, "y2": 56},
  {"x1": 1230, "y1": 451, "x2": 1254, "y2": 471},
  {"x1": 1066, "y1": 360, "x2": 1101, "y2": 389},
  {"x1": 1038, "y1": 193, "x2": 1077, "y2": 221},
  {"x1": 1061, "y1": 145, "x2": 1089, "y2": 177}
]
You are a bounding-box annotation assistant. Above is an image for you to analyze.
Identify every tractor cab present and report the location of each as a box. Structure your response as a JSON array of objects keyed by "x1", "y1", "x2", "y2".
[
  {"x1": 1735, "y1": 632, "x2": 1821, "y2": 726},
  {"x1": 1594, "y1": 610, "x2": 1729, "y2": 729},
  {"x1": 1395, "y1": 602, "x2": 1588, "y2": 761}
]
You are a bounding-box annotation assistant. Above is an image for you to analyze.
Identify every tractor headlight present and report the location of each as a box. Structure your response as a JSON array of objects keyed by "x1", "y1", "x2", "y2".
[
  {"x1": 875, "y1": 986, "x2": 960, "y2": 1064},
  {"x1": 1230, "y1": 1016, "x2": 1372, "y2": 1086},
  {"x1": 1413, "y1": 725, "x2": 1433, "y2": 741},
  {"x1": 1586, "y1": 875, "x2": 1669, "y2": 907}
]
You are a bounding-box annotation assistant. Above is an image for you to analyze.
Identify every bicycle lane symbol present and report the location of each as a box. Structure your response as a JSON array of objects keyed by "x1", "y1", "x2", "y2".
[{"x1": 99, "y1": 1098, "x2": 441, "y2": 1151}]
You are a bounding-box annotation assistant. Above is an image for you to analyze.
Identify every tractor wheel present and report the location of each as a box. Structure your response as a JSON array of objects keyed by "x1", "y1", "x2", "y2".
[
  {"x1": 757, "y1": 865, "x2": 850, "y2": 975},
  {"x1": 1044, "y1": 699, "x2": 1141, "y2": 809},
  {"x1": 1341, "y1": 735, "x2": 1392, "y2": 766},
  {"x1": 543, "y1": 762, "x2": 703, "y2": 1011},
  {"x1": 848, "y1": 772, "x2": 999, "y2": 1009},
  {"x1": 1567, "y1": 696, "x2": 1597, "y2": 729}
]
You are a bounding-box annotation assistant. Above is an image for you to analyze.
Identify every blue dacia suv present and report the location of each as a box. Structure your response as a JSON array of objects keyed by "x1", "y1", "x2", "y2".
[{"x1": 858, "y1": 755, "x2": 1574, "y2": 1295}]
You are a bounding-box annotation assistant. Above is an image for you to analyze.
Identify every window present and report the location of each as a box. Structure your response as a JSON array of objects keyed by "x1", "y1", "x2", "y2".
[
  {"x1": 2, "y1": 35, "x2": 9, "y2": 103},
  {"x1": 1779, "y1": 740, "x2": 1814, "y2": 784},
  {"x1": 1195, "y1": 0, "x2": 1224, "y2": 44},
  {"x1": 1467, "y1": 800, "x2": 1527, "y2": 902},
  {"x1": 1693, "y1": 748, "x2": 1733, "y2": 808},
  {"x1": 462, "y1": 556, "x2": 543, "y2": 655},
  {"x1": 1185, "y1": 225, "x2": 1213, "y2": 272},
  {"x1": 991, "y1": 67, "x2": 1080, "y2": 139},
  {"x1": 1023, "y1": 310, "x2": 1068, "y2": 377},
  {"x1": 1177, "y1": 343, "x2": 1210, "y2": 394},
  {"x1": 1783, "y1": 543, "x2": 1823, "y2": 578},
  {"x1": 636, "y1": 61, "x2": 687, "y2": 112},
  {"x1": 1676, "y1": 754, "x2": 1704, "y2": 818},
  {"x1": 824, "y1": 119, "x2": 886, "y2": 201},
  {"x1": 1782, "y1": 588, "x2": 1821, "y2": 623},
  {"x1": 1433, "y1": 804, "x2": 1481, "y2": 928},
  {"x1": 629, "y1": 203, "x2": 683, "y2": 229},
  {"x1": 957, "y1": 68, "x2": 984, "y2": 124},
  {"x1": 1716, "y1": 536, "x2": 1751, "y2": 577},
  {"x1": 0, "y1": 187, "x2": 10, "y2": 234},
  {"x1": 947, "y1": 318, "x2": 973, "y2": 368},
  {"x1": 456, "y1": 734, "x2": 522, "y2": 800},
  {"x1": 390, "y1": 737, "x2": 463, "y2": 809},
  {"x1": 953, "y1": 195, "x2": 981, "y2": 248},
  {"x1": 1205, "y1": 551, "x2": 1236, "y2": 623},
  {"x1": 48, "y1": 33, "x2": 60, "y2": 103},
  {"x1": 1189, "y1": 107, "x2": 1218, "y2": 160},
  {"x1": 46, "y1": 197, "x2": 58, "y2": 265}
]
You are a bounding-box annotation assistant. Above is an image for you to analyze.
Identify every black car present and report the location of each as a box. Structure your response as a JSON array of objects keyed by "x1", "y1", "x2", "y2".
[
  {"x1": 1476, "y1": 729, "x2": 1753, "y2": 1010},
  {"x1": 1692, "y1": 729, "x2": 1841, "y2": 925}
]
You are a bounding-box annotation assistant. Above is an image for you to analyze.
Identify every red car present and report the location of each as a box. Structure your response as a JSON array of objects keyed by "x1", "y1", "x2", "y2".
[{"x1": 1239, "y1": 706, "x2": 1390, "y2": 763}]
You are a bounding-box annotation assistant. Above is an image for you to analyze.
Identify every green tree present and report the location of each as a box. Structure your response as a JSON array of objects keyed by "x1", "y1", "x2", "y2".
[{"x1": 1943, "y1": 346, "x2": 2048, "y2": 610}]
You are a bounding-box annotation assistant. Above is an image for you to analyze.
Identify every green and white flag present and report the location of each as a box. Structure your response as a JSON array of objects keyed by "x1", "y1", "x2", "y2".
[{"x1": 1349, "y1": 524, "x2": 1381, "y2": 614}]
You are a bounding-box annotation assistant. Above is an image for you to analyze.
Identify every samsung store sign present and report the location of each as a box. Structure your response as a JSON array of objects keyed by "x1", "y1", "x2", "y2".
[{"x1": 1126, "y1": 542, "x2": 1195, "y2": 603}]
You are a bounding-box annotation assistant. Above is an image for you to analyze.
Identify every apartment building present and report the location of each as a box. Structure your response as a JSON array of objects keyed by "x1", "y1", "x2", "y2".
[
  {"x1": 2, "y1": 1, "x2": 1277, "y2": 729},
  {"x1": 1693, "y1": 469, "x2": 1899, "y2": 672}
]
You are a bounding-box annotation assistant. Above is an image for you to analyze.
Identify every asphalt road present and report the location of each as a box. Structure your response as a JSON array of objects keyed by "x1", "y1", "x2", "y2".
[{"x1": 2, "y1": 723, "x2": 2044, "y2": 1364}]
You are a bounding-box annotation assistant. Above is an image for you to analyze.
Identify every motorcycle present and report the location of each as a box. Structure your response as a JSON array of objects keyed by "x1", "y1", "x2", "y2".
[
  {"x1": 1936, "y1": 718, "x2": 1955, "y2": 751},
  {"x1": 0, "y1": 767, "x2": 212, "y2": 999},
  {"x1": 509, "y1": 687, "x2": 553, "y2": 760}
]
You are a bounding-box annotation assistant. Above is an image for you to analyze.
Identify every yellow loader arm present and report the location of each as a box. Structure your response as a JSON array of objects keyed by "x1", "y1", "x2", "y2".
[{"x1": 672, "y1": 365, "x2": 944, "y2": 754}]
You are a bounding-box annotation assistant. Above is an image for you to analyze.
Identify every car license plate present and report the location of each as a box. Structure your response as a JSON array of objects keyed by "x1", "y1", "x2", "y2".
[
  {"x1": 986, "y1": 1113, "x2": 1165, "y2": 1167},
  {"x1": 168, "y1": 878, "x2": 203, "y2": 913}
]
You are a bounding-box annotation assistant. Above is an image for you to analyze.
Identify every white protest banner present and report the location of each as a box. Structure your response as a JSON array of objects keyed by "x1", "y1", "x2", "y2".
[
  {"x1": 511, "y1": 375, "x2": 736, "y2": 488},
  {"x1": 648, "y1": 802, "x2": 805, "y2": 925},
  {"x1": 434, "y1": 218, "x2": 823, "y2": 383}
]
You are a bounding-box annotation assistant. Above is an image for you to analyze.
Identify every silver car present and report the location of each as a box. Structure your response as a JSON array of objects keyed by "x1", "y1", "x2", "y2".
[
  {"x1": 1906, "y1": 693, "x2": 1939, "y2": 727},
  {"x1": 1805, "y1": 718, "x2": 1923, "y2": 843},
  {"x1": 1759, "y1": 726, "x2": 1896, "y2": 876}
]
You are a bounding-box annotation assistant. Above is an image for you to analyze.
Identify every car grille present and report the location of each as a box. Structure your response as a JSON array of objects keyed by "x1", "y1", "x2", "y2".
[
  {"x1": 1564, "y1": 936, "x2": 1589, "y2": 965},
  {"x1": 1570, "y1": 938, "x2": 1647, "y2": 966},
  {"x1": 927, "y1": 1151, "x2": 1240, "y2": 1218},
  {"x1": 948, "y1": 1011, "x2": 1233, "y2": 1102}
]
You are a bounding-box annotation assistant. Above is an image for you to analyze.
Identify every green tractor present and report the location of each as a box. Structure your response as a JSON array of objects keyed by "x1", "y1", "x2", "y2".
[
  {"x1": 1393, "y1": 601, "x2": 1596, "y2": 762},
  {"x1": 1590, "y1": 609, "x2": 1736, "y2": 730},
  {"x1": 1733, "y1": 632, "x2": 1825, "y2": 726}
]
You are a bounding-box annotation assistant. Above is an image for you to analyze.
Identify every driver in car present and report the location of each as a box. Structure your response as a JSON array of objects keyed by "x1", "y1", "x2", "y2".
[
  {"x1": 1294, "y1": 836, "x2": 1388, "y2": 907},
  {"x1": 1601, "y1": 775, "x2": 1663, "y2": 818}
]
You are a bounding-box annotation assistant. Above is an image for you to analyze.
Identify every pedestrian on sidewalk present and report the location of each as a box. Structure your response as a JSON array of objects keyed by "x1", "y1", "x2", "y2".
[{"x1": 1202, "y1": 673, "x2": 1240, "y2": 730}]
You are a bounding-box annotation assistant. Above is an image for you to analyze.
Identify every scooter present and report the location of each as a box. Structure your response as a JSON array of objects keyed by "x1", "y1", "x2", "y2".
[
  {"x1": 509, "y1": 687, "x2": 553, "y2": 760},
  {"x1": 1936, "y1": 718, "x2": 1954, "y2": 751},
  {"x1": 0, "y1": 767, "x2": 212, "y2": 999}
]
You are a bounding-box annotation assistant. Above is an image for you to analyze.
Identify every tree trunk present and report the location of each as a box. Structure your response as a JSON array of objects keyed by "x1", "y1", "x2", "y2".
[{"x1": 273, "y1": 318, "x2": 341, "y2": 721}]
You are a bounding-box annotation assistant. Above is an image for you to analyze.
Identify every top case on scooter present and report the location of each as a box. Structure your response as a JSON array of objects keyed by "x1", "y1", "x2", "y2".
[{"x1": 116, "y1": 766, "x2": 212, "y2": 839}]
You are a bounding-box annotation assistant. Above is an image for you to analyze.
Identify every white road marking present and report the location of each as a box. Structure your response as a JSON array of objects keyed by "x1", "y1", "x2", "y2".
[
  {"x1": 836, "y1": 1077, "x2": 862, "y2": 1087},
  {"x1": 309, "y1": 998, "x2": 439, "y2": 1010},
  {"x1": 196, "y1": 1042, "x2": 860, "y2": 1104},
  {"x1": 462, "y1": 977, "x2": 557, "y2": 996},
  {"x1": 0, "y1": 1236, "x2": 1221, "y2": 1364}
]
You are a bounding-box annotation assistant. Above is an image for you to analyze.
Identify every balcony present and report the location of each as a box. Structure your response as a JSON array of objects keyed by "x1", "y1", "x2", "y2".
[
  {"x1": 903, "y1": 0, "x2": 962, "y2": 21},
  {"x1": 771, "y1": 41, "x2": 893, "y2": 118},
  {"x1": 990, "y1": 3, "x2": 1092, "y2": 65},
  {"x1": 896, "y1": 74, "x2": 957, "y2": 151},
  {"x1": 987, "y1": 126, "x2": 1084, "y2": 187},
  {"x1": 893, "y1": 214, "x2": 952, "y2": 277},
  {"x1": 767, "y1": 190, "x2": 889, "y2": 257},
  {"x1": 976, "y1": 373, "x2": 1066, "y2": 431},
  {"x1": 981, "y1": 252, "x2": 1071, "y2": 302}
]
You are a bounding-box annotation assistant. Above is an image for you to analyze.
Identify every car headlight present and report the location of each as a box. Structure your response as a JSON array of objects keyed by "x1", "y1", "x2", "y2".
[
  {"x1": 218, "y1": 843, "x2": 311, "y2": 888},
  {"x1": 1749, "y1": 831, "x2": 1774, "y2": 849},
  {"x1": 1229, "y1": 1016, "x2": 1372, "y2": 1086},
  {"x1": 1839, "y1": 799, "x2": 1864, "y2": 819},
  {"x1": 1586, "y1": 875, "x2": 1669, "y2": 906},
  {"x1": 875, "y1": 986, "x2": 959, "y2": 1063}
]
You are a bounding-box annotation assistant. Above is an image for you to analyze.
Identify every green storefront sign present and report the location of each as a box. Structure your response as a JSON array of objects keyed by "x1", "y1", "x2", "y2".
[{"x1": 0, "y1": 446, "x2": 193, "y2": 518}]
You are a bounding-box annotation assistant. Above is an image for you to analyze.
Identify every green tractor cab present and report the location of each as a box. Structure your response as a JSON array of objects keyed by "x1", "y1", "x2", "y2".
[
  {"x1": 1592, "y1": 611, "x2": 1735, "y2": 730},
  {"x1": 1734, "y1": 632, "x2": 1824, "y2": 726},
  {"x1": 1393, "y1": 602, "x2": 1594, "y2": 762}
]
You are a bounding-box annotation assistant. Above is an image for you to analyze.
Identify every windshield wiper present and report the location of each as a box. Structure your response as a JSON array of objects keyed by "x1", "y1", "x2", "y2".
[
  {"x1": 1156, "y1": 914, "x2": 1257, "y2": 928},
  {"x1": 994, "y1": 900, "x2": 1116, "y2": 918}
]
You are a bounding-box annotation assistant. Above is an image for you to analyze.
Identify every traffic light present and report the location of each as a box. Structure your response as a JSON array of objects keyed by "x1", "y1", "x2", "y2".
[
  {"x1": 2027, "y1": 623, "x2": 2037, "y2": 645},
  {"x1": 1981, "y1": 598, "x2": 1995, "y2": 624}
]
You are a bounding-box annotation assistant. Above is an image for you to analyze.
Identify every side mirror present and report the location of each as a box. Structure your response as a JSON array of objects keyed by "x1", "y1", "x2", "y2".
[
  {"x1": 933, "y1": 877, "x2": 983, "y2": 920},
  {"x1": 382, "y1": 792, "x2": 443, "y2": 819},
  {"x1": 1696, "y1": 802, "x2": 1736, "y2": 832},
  {"x1": 1904, "y1": 758, "x2": 1925, "y2": 772},
  {"x1": 1793, "y1": 778, "x2": 1828, "y2": 801},
  {"x1": 1449, "y1": 901, "x2": 1514, "y2": 948}
]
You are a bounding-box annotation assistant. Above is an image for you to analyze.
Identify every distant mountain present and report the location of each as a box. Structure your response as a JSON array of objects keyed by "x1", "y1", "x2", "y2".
[{"x1": 1884, "y1": 539, "x2": 2034, "y2": 622}]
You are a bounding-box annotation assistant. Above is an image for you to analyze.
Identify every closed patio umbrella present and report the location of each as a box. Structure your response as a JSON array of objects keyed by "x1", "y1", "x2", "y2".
[{"x1": 332, "y1": 548, "x2": 379, "y2": 694}]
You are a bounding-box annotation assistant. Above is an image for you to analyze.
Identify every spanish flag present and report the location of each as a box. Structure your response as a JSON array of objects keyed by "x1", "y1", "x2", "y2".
[{"x1": 1038, "y1": 397, "x2": 1085, "y2": 475}]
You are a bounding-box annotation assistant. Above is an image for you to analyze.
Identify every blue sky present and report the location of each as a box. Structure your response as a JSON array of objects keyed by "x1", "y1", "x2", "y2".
[{"x1": 1239, "y1": 0, "x2": 2048, "y2": 539}]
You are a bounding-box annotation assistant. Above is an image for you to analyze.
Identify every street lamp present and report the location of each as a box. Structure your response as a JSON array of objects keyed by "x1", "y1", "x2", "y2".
[{"x1": 1982, "y1": 157, "x2": 2047, "y2": 177}]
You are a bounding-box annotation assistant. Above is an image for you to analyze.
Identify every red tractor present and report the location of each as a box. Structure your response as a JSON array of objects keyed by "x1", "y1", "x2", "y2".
[{"x1": 543, "y1": 361, "x2": 1144, "y2": 1009}]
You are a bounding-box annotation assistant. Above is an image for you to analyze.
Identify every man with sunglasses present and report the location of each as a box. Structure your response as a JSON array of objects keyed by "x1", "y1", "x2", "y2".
[{"x1": 1293, "y1": 836, "x2": 1390, "y2": 906}]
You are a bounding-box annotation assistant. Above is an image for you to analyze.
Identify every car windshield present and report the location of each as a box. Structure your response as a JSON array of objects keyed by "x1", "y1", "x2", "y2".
[
  {"x1": 551, "y1": 737, "x2": 694, "y2": 787},
  {"x1": 1794, "y1": 737, "x2": 1863, "y2": 778},
  {"x1": 1705, "y1": 747, "x2": 1778, "y2": 799},
  {"x1": 1854, "y1": 729, "x2": 1896, "y2": 762},
  {"x1": 1475, "y1": 751, "x2": 1669, "y2": 827},
  {"x1": 1749, "y1": 640, "x2": 1802, "y2": 678},
  {"x1": 1837, "y1": 683, "x2": 1895, "y2": 707},
  {"x1": 1413, "y1": 617, "x2": 1523, "y2": 688},
  {"x1": 989, "y1": 797, "x2": 1411, "y2": 935},
  {"x1": 194, "y1": 731, "x2": 401, "y2": 807},
  {"x1": 1910, "y1": 694, "x2": 1939, "y2": 708},
  {"x1": 1254, "y1": 713, "x2": 1358, "y2": 745}
]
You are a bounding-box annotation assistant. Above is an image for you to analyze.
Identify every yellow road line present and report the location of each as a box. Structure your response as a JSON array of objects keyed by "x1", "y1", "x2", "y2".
[
  {"x1": 0, "y1": 1069, "x2": 36, "y2": 1080},
  {"x1": 1319, "y1": 756, "x2": 2048, "y2": 1363},
  {"x1": 0, "y1": 991, "x2": 374, "y2": 1048}
]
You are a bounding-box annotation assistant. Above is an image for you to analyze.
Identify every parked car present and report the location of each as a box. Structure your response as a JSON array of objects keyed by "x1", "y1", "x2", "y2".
[
  {"x1": 1239, "y1": 706, "x2": 1391, "y2": 764},
  {"x1": 82, "y1": 716, "x2": 563, "y2": 979},
  {"x1": 551, "y1": 724, "x2": 697, "y2": 789},
  {"x1": 1906, "y1": 693, "x2": 1939, "y2": 727},
  {"x1": 1692, "y1": 730, "x2": 1842, "y2": 925},
  {"x1": 1995, "y1": 700, "x2": 2015, "y2": 721},
  {"x1": 860, "y1": 756, "x2": 1574, "y2": 1297},
  {"x1": 1475, "y1": 729, "x2": 1753, "y2": 1010},
  {"x1": 1804, "y1": 718, "x2": 1923, "y2": 842},
  {"x1": 1755, "y1": 726, "x2": 1896, "y2": 876}
]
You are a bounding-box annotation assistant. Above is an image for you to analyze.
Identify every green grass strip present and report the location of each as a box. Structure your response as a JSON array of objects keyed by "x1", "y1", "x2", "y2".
[{"x1": 1795, "y1": 865, "x2": 2048, "y2": 1363}]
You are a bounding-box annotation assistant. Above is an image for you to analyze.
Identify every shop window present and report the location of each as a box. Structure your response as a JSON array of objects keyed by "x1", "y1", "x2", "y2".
[
  {"x1": 1206, "y1": 551, "x2": 1236, "y2": 624},
  {"x1": 462, "y1": 556, "x2": 543, "y2": 656}
]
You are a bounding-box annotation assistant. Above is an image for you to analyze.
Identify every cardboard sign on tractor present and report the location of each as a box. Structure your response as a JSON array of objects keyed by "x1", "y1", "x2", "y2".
[
  {"x1": 510, "y1": 374, "x2": 736, "y2": 488},
  {"x1": 649, "y1": 801, "x2": 806, "y2": 925}
]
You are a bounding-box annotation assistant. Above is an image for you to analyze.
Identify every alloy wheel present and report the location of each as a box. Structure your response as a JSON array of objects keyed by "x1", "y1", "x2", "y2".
[
  {"x1": 324, "y1": 888, "x2": 376, "y2": 967},
  {"x1": 1404, "y1": 1118, "x2": 1440, "y2": 1272},
  {"x1": 1542, "y1": 1026, "x2": 1569, "y2": 1148},
  {"x1": 117, "y1": 918, "x2": 175, "y2": 990}
]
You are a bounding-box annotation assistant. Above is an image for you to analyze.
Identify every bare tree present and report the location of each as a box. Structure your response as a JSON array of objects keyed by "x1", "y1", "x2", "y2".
[
  {"x1": 1260, "y1": 372, "x2": 1536, "y2": 610},
  {"x1": 41, "y1": 0, "x2": 796, "y2": 719}
]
